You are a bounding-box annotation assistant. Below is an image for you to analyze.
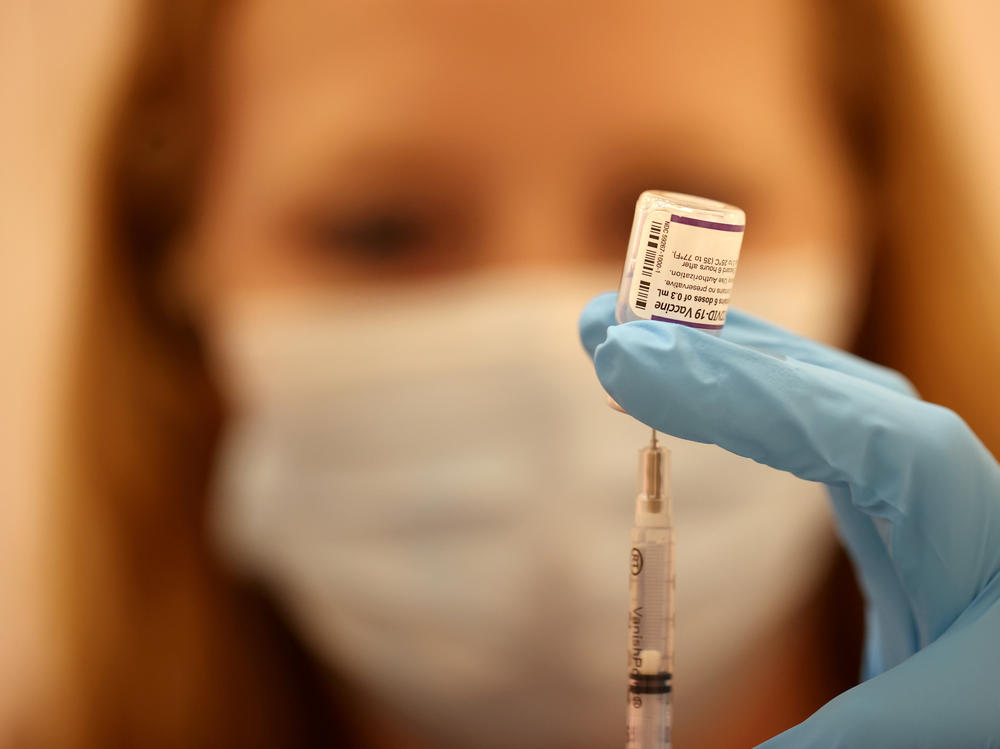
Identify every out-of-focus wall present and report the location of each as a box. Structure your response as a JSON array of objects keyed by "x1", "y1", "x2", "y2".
[
  {"x1": 0, "y1": 0, "x2": 135, "y2": 735},
  {"x1": 900, "y1": 0, "x2": 1000, "y2": 270}
]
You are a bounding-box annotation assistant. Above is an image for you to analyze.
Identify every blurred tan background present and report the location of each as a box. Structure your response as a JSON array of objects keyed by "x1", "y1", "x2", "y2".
[{"x1": 3, "y1": 0, "x2": 999, "y2": 746}]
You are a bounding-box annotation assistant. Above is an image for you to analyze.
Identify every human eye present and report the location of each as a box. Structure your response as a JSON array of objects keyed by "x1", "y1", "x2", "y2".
[{"x1": 307, "y1": 207, "x2": 436, "y2": 265}]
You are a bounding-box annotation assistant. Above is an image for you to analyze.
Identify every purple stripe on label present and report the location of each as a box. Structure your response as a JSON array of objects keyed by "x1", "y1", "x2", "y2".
[
  {"x1": 670, "y1": 214, "x2": 744, "y2": 232},
  {"x1": 651, "y1": 314, "x2": 724, "y2": 330}
]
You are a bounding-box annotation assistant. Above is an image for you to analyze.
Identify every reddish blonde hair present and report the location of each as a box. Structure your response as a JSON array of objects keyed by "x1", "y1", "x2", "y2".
[{"x1": 50, "y1": 1, "x2": 347, "y2": 745}]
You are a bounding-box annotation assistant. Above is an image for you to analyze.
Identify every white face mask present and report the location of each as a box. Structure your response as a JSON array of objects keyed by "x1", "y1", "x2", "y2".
[{"x1": 209, "y1": 265, "x2": 853, "y2": 748}]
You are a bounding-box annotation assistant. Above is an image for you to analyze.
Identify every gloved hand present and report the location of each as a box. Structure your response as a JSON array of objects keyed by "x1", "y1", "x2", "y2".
[{"x1": 580, "y1": 292, "x2": 1000, "y2": 748}]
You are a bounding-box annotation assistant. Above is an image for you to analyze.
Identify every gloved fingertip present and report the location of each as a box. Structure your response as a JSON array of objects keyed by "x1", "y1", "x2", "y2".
[
  {"x1": 578, "y1": 292, "x2": 619, "y2": 358},
  {"x1": 889, "y1": 370, "x2": 921, "y2": 398},
  {"x1": 592, "y1": 320, "x2": 682, "y2": 417}
]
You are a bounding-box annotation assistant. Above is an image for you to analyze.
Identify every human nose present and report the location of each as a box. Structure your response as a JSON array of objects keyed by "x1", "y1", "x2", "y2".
[{"x1": 476, "y1": 184, "x2": 609, "y2": 270}]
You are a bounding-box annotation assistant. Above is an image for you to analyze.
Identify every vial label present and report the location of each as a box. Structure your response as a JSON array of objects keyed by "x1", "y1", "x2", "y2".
[{"x1": 627, "y1": 210, "x2": 744, "y2": 329}]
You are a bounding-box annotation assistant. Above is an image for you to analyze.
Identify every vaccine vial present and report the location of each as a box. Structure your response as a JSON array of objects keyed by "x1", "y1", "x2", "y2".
[{"x1": 616, "y1": 191, "x2": 745, "y2": 331}]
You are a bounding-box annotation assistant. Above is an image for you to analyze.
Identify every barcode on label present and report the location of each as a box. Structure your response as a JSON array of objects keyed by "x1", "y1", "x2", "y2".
[
  {"x1": 635, "y1": 279, "x2": 651, "y2": 310},
  {"x1": 641, "y1": 220, "x2": 663, "y2": 278},
  {"x1": 634, "y1": 218, "x2": 663, "y2": 311}
]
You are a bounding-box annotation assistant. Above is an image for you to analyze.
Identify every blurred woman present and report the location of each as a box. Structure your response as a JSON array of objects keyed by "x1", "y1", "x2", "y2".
[{"x1": 26, "y1": 0, "x2": 1000, "y2": 746}]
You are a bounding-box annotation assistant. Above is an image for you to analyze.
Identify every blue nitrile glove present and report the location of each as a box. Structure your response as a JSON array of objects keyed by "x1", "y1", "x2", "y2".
[{"x1": 580, "y1": 292, "x2": 1000, "y2": 748}]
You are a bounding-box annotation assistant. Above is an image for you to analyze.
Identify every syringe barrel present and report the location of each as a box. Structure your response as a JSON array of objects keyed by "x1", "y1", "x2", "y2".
[
  {"x1": 626, "y1": 523, "x2": 674, "y2": 748},
  {"x1": 626, "y1": 691, "x2": 670, "y2": 749}
]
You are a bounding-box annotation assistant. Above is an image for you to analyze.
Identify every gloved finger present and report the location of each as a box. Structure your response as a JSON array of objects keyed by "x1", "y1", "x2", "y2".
[
  {"x1": 722, "y1": 308, "x2": 917, "y2": 397},
  {"x1": 594, "y1": 320, "x2": 1000, "y2": 642},
  {"x1": 726, "y1": 300, "x2": 921, "y2": 668},
  {"x1": 579, "y1": 292, "x2": 915, "y2": 396},
  {"x1": 726, "y1": 305, "x2": 923, "y2": 665},
  {"x1": 579, "y1": 292, "x2": 618, "y2": 358},
  {"x1": 826, "y1": 484, "x2": 920, "y2": 674},
  {"x1": 756, "y1": 592, "x2": 1000, "y2": 748}
]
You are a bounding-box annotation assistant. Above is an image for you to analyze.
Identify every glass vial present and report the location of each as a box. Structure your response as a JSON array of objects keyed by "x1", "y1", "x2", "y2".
[{"x1": 616, "y1": 191, "x2": 746, "y2": 330}]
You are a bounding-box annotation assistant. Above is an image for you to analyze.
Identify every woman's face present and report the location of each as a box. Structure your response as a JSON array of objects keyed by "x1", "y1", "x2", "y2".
[
  {"x1": 191, "y1": 4, "x2": 867, "y2": 745},
  {"x1": 187, "y1": 0, "x2": 865, "y2": 321}
]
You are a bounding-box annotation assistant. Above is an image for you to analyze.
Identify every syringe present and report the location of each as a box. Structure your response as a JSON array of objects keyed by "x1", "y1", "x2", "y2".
[{"x1": 625, "y1": 429, "x2": 674, "y2": 749}]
